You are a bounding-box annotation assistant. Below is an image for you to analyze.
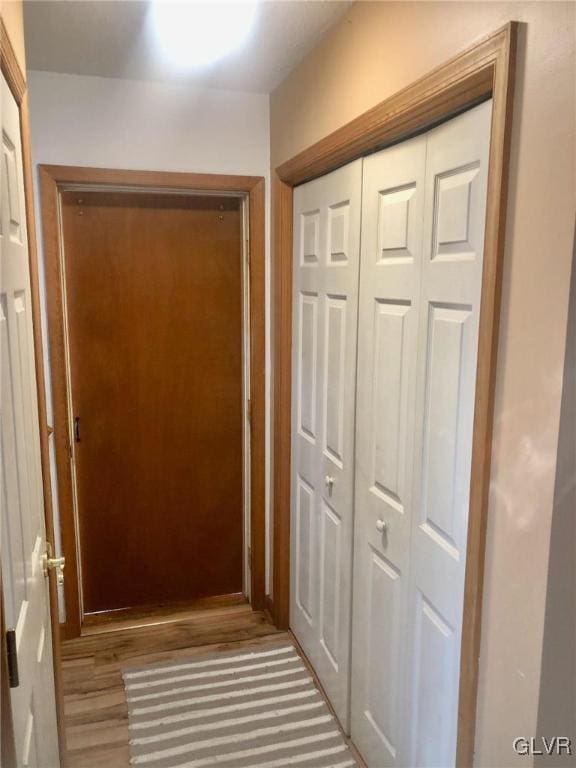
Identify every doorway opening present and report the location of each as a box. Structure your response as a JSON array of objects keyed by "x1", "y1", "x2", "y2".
[{"x1": 39, "y1": 167, "x2": 266, "y2": 639}]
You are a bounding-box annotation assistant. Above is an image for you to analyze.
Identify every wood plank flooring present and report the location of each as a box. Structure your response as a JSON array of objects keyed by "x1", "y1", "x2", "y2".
[{"x1": 61, "y1": 604, "x2": 283, "y2": 767}]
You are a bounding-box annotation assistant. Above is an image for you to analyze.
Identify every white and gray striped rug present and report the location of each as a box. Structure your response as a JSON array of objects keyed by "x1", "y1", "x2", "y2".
[{"x1": 122, "y1": 642, "x2": 358, "y2": 768}]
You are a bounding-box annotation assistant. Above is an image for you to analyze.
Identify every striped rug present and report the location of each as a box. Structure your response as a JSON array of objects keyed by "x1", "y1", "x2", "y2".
[{"x1": 122, "y1": 642, "x2": 358, "y2": 768}]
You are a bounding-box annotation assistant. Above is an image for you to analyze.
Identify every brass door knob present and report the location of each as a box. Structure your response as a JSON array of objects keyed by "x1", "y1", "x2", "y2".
[{"x1": 43, "y1": 551, "x2": 66, "y2": 585}]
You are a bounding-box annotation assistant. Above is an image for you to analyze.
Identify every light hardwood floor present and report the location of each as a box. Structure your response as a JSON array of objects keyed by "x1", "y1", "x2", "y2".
[{"x1": 61, "y1": 604, "x2": 284, "y2": 767}]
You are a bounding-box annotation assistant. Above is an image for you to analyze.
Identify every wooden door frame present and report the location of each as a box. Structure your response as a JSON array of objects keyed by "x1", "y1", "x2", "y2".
[
  {"x1": 1, "y1": 17, "x2": 66, "y2": 763},
  {"x1": 272, "y1": 22, "x2": 518, "y2": 767},
  {"x1": 39, "y1": 164, "x2": 266, "y2": 640}
]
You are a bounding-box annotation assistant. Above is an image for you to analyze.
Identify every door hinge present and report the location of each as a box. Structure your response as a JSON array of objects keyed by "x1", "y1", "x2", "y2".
[
  {"x1": 248, "y1": 547, "x2": 252, "y2": 571},
  {"x1": 247, "y1": 399, "x2": 252, "y2": 424},
  {"x1": 6, "y1": 629, "x2": 19, "y2": 688}
]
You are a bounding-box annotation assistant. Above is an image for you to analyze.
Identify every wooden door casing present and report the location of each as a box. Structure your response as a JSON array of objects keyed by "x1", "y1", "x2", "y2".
[
  {"x1": 60, "y1": 191, "x2": 244, "y2": 615},
  {"x1": 272, "y1": 24, "x2": 517, "y2": 766},
  {"x1": 40, "y1": 168, "x2": 266, "y2": 639}
]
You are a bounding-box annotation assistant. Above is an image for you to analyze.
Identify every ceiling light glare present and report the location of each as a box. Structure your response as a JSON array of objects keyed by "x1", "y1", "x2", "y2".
[{"x1": 151, "y1": 0, "x2": 258, "y2": 68}]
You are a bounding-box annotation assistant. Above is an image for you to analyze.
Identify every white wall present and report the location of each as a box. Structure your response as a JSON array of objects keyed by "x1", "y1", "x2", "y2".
[{"x1": 27, "y1": 70, "x2": 272, "y2": 608}]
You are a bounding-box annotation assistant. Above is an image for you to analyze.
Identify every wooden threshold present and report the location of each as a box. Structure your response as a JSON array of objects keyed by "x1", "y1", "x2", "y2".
[{"x1": 81, "y1": 593, "x2": 247, "y2": 635}]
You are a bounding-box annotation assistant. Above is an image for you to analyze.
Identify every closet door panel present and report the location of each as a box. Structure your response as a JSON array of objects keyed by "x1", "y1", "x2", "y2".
[
  {"x1": 406, "y1": 101, "x2": 492, "y2": 768},
  {"x1": 294, "y1": 475, "x2": 315, "y2": 623},
  {"x1": 291, "y1": 159, "x2": 362, "y2": 730},
  {"x1": 292, "y1": 186, "x2": 322, "y2": 651},
  {"x1": 297, "y1": 292, "x2": 319, "y2": 444},
  {"x1": 351, "y1": 135, "x2": 427, "y2": 767}
]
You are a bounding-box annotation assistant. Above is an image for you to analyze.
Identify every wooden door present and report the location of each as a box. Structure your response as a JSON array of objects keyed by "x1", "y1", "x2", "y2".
[
  {"x1": 1, "y1": 72, "x2": 60, "y2": 766},
  {"x1": 350, "y1": 134, "x2": 427, "y2": 767},
  {"x1": 60, "y1": 191, "x2": 244, "y2": 615},
  {"x1": 290, "y1": 160, "x2": 362, "y2": 729}
]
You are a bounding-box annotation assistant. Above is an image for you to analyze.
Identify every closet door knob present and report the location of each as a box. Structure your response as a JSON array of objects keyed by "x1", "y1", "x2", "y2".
[
  {"x1": 376, "y1": 519, "x2": 387, "y2": 533},
  {"x1": 325, "y1": 476, "x2": 335, "y2": 497}
]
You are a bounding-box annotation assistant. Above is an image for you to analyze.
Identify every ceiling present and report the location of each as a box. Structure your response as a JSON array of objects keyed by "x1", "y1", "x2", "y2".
[{"x1": 24, "y1": 1, "x2": 352, "y2": 94}]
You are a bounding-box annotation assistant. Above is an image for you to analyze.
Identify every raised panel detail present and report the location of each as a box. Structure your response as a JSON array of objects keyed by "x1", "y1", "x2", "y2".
[
  {"x1": 433, "y1": 163, "x2": 480, "y2": 260},
  {"x1": 377, "y1": 183, "x2": 416, "y2": 262},
  {"x1": 14, "y1": 292, "x2": 40, "y2": 528},
  {"x1": 328, "y1": 201, "x2": 350, "y2": 264},
  {"x1": 36, "y1": 625, "x2": 46, "y2": 664},
  {"x1": 365, "y1": 548, "x2": 401, "y2": 759},
  {"x1": 420, "y1": 303, "x2": 471, "y2": 558},
  {"x1": 22, "y1": 700, "x2": 39, "y2": 768},
  {"x1": 323, "y1": 295, "x2": 346, "y2": 467},
  {"x1": 319, "y1": 501, "x2": 341, "y2": 669},
  {"x1": 2, "y1": 131, "x2": 22, "y2": 242},
  {"x1": 15, "y1": 292, "x2": 33, "y2": 430},
  {"x1": 412, "y1": 594, "x2": 457, "y2": 768},
  {"x1": 0, "y1": 294, "x2": 28, "y2": 630},
  {"x1": 298, "y1": 293, "x2": 318, "y2": 441},
  {"x1": 370, "y1": 300, "x2": 410, "y2": 512},
  {"x1": 301, "y1": 210, "x2": 320, "y2": 265},
  {"x1": 295, "y1": 477, "x2": 315, "y2": 624}
]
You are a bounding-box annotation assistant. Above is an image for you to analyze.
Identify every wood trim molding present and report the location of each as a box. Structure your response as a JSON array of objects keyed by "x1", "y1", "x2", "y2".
[
  {"x1": 38, "y1": 167, "x2": 82, "y2": 638},
  {"x1": 248, "y1": 177, "x2": 267, "y2": 610},
  {"x1": 272, "y1": 22, "x2": 518, "y2": 767},
  {"x1": 276, "y1": 25, "x2": 510, "y2": 186},
  {"x1": 456, "y1": 23, "x2": 517, "y2": 767},
  {"x1": 272, "y1": 172, "x2": 293, "y2": 631},
  {"x1": 38, "y1": 165, "x2": 267, "y2": 637},
  {"x1": 0, "y1": 18, "x2": 26, "y2": 103},
  {"x1": 1, "y1": 22, "x2": 67, "y2": 761},
  {"x1": 39, "y1": 165, "x2": 264, "y2": 191}
]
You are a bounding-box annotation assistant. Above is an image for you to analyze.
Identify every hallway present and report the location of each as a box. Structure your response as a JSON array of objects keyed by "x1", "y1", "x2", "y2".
[
  {"x1": 61, "y1": 605, "x2": 363, "y2": 767},
  {"x1": 2, "y1": 4, "x2": 574, "y2": 767}
]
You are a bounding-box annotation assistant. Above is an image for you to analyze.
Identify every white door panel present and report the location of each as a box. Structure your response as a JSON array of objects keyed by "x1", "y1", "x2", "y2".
[
  {"x1": 291, "y1": 160, "x2": 362, "y2": 729},
  {"x1": 1, "y1": 72, "x2": 60, "y2": 767},
  {"x1": 406, "y1": 100, "x2": 491, "y2": 768},
  {"x1": 351, "y1": 135, "x2": 427, "y2": 767},
  {"x1": 291, "y1": 101, "x2": 491, "y2": 768},
  {"x1": 351, "y1": 101, "x2": 491, "y2": 768}
]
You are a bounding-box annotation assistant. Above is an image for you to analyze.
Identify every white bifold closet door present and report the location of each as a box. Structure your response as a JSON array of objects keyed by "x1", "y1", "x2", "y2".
[
  {"x1": 350, "y1": 132, "x2": 427, "y2": 766},
  {"x1": 351, "y1": 100, "x2": 491, "y2": 768},
  {"x1": 290, "y1": 159, "x2": 362, "y2": 729}
]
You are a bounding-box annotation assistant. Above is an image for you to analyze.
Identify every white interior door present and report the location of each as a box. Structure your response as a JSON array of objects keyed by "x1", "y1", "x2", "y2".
[
  {"x1": 350, "y1": 100, "x2": 491, "y2": 768},
  {"x1": 350, "y1": 134, "x2": 427, "y2": 767},
  {"x1": 290, "y1": 159, "x2": 362, "y2": 729},
  {"x1": 1, "y1": 72, "x2": 60, "y2": 767},
  {"x1": 405, "y1": 100, "x2": 491, "y2": 768}
]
